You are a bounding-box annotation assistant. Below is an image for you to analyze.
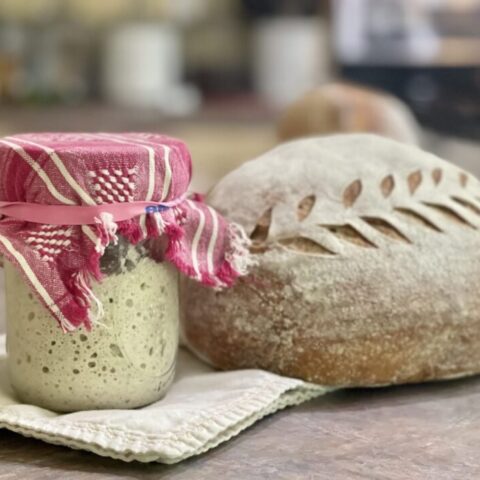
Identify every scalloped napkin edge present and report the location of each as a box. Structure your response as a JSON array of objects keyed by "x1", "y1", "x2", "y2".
[{"x1": 0, "y1": 335, "x2": 329, "y2": 463}]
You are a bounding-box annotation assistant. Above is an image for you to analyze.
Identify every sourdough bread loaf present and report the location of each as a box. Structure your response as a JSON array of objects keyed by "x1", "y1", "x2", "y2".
[
  {"x1": 277, "y1": 83, "x2": 420, "y2": 145},
  {"x1": 182, "y1": 134, "x2": 480, "y2": 386}
]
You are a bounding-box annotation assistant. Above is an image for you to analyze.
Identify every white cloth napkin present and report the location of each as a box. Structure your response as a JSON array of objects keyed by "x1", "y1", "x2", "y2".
[{"x1": 0, "y1": 335, "x2": 328, "y2": 463}]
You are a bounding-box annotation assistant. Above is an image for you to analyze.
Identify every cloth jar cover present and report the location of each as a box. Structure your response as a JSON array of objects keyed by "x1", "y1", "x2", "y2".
[{"x1": 0, "y1": 132, "x2": 250, "y2": 332}]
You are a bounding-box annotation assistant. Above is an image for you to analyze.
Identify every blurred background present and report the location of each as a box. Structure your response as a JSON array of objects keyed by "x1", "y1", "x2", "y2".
[{"x1": 0, "y1": 0, "x2": 478, "y2": 192}]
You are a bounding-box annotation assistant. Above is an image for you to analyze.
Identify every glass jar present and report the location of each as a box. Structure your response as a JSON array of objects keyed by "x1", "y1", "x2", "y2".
[{"x1": 5, "y1": 238, "x2": 179, "y2": 412}]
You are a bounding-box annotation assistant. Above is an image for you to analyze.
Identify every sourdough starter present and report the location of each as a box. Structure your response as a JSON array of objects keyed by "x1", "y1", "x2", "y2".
[{"x1": 5, "y1": 242, "x2": 179, "y2": 412}]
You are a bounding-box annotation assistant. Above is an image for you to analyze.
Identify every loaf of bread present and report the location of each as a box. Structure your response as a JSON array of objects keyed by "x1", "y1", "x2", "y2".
[
  {"x1": 277, "y1": 83, "x2": 420, "y2": 145},
  {"x1": 182, "y1": 134, "x2": 480, "y2": 386}
]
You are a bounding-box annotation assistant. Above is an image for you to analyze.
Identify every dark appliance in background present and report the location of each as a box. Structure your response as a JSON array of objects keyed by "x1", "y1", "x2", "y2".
[
  {"x1": 333, "y1": 0, "x2": 480, "y2": 139},
  {"x1": 241, "y1": 0, "x2": 325, "y2": 17}
]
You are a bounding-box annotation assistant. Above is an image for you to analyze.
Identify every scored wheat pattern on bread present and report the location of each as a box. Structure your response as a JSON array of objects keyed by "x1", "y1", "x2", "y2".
[{"x1": 243, "y1": 142, "x2": 480, "y2": 257}]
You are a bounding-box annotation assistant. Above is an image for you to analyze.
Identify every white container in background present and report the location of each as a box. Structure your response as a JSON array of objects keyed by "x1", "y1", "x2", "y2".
[
  {"x1": 102, "y1": 23, "x2": 199, "y2": 114},
  {"x1": 252, "y1": 17, "x2": 331, "y2": 110}
]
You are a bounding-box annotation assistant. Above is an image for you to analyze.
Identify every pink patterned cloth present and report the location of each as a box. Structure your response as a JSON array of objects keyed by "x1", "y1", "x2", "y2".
[{"x1": 0, "y1": 133, "x2": 250, "y2": 332}]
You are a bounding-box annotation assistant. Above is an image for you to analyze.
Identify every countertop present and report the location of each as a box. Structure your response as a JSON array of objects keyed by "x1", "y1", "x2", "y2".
[{"x1": 1, "y1": 374, "x2": 480, "y2": 479}]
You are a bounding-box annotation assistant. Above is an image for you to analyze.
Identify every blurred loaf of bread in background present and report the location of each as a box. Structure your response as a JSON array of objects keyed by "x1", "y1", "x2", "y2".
[{"x1": 277, "y1": 82, "x2": 421, "y2": 145}]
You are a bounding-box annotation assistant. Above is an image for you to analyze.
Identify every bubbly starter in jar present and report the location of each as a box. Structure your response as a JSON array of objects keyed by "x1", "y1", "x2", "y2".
[{"x1": 6, "y1": 241, "x2": 179, "y2": 412}]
